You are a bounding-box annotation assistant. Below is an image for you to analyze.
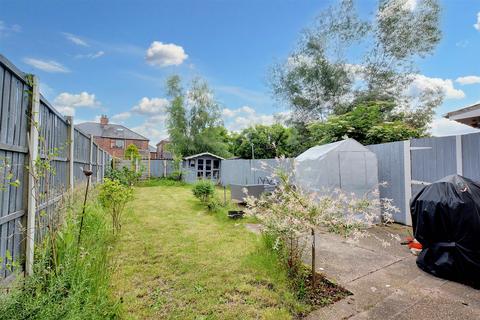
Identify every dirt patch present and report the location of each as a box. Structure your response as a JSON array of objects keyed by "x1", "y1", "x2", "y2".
[{"x1": 293, "y1": 267, "x2": 352, "y2": 318}]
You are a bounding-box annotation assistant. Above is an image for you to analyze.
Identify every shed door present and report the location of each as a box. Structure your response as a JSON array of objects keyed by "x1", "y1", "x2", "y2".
[{"x1": 338, "y1": 152, "x2": 367, "y2": 193}]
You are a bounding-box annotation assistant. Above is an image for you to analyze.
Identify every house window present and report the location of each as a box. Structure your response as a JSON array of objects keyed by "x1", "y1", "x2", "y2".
[{"x1": 111, "y1": 139, "x2": 125, "y2": 149}]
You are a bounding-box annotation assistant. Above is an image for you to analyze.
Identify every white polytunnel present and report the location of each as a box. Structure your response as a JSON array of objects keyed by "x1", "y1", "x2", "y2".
[{"x1": 294, "y1": 138, "x2": 379, "y2": 199}]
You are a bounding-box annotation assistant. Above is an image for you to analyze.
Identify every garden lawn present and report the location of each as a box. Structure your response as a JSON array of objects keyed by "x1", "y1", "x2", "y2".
[{"x1": 111, "y1": 182, "x2": 309, "y2": 319}]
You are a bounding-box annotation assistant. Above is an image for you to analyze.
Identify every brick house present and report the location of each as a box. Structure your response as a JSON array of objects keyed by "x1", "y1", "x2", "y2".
[
  {"x1": 156, "y1": 139, "x2": 173, "y2": 159},
  {"x1": 76, "y1": 115, "x2": 150, "y2": 158}
]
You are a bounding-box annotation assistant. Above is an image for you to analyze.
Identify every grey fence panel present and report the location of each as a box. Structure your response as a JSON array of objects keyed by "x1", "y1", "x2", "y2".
[
  {"x1": 36, "y1": 99, "x2": 69, "y2": 242},
  {"x1": 410, "y1": 136, "x2": 457, "y2": 184},
  {"x1": 150, "y1": 160, "x2": 174, "y2": 177},
  {"x1": 368, "y1": 141, "x2": 407, "y2": 224},
  {"x1": 0, "y1": 58, "x2": 29, "y2": 278},
  {"x1": 220, "y1": 158, "x2": 294, "y2": 186},
  {"x1": 462, "y1": 132, "x2": 480, "y2": 182},
  {"x1": 0, "y1": 54, "x2": 111, "y2": 280},
  {"x1": 91, "y1": 143, "x2": 98, "y2": 181},
  {"x1": 73, "y1": 129, "x2": 91, "y2": 185}
]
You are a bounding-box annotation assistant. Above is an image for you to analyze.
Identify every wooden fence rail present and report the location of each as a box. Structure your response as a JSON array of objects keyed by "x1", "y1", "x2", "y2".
[{"x1": 0, "y1": 54, "x2": 111, "y2": 281}]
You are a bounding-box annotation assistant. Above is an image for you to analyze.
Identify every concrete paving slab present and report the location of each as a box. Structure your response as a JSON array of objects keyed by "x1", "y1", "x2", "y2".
[{"x1": 305, "y1": 225, "x2": 480, "y2": 320}]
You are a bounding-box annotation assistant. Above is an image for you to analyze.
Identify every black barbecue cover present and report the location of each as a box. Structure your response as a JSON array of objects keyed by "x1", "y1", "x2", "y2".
[{"x1": 410, "y1": 175, "x2": 480, "y2": 288}]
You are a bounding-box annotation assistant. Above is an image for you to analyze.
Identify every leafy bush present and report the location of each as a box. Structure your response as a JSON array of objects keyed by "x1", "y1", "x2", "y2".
[
  {"x1": 206, "y1": 196, "x2": 222, "y2": 212},
  {"x1": 98, "y1": 178, "x2": 134, "y2": 234},
  {"x1": 0, "y1": 195, "x2": 120, "y2": 319},
  {"x1": 192, "y1": 180, "x2": 215, "y2": 203},
  {"x1": 105, "y1": 167, "x2": 141, "y2": 186},
  {"x1": 168, "y1": 170, "x2": 183, "y2": 181}
]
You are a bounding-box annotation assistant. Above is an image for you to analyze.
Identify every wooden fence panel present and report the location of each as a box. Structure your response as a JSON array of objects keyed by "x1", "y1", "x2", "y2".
[{"x1": 0, "y1": 54, "x2": 111, "y2": 281}]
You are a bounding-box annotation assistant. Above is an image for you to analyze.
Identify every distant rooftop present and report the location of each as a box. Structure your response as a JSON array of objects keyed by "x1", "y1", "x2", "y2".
[
  {"x1": 444, "y1": 103, "x2": 480, "y2": 128},
  {"x1": 76, "y1": 115, "x2": 149, "y2": 141}
]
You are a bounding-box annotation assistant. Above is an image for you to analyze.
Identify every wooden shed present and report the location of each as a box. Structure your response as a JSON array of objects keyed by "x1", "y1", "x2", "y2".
[{"x1": 183, "y1": 152, "x2": 224, "y2": 182}]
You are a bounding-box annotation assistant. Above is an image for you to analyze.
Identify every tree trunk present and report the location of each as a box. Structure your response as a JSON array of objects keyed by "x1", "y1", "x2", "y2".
[{"x1": 311, "y1": 228, "x2": 316, "y2": 287}]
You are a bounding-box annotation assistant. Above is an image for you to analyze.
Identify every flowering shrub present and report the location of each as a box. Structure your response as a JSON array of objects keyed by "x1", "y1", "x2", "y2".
[{"x1": 245, "y1": 164, "x2": 398, "y2": 286}]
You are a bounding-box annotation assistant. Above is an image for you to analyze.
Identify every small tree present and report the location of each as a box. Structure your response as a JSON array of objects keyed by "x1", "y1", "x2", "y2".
[
  {"x1": 98, "y1": 178, "x2": 134, "y2": 234},
  {"x1": 125, "y1": 144, "x2": 140, "y2": 160},
  {"x1": 245, "y1": 167, "x2": 397, "y2": 287}
]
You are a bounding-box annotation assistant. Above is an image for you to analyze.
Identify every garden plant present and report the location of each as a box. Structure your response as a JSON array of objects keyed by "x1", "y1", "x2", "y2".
[{"x1": 245, "y1": 163, "x2": 398, "y2": 293}]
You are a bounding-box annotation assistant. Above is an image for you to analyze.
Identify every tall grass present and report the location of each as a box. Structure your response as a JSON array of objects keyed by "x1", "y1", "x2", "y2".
[{"x1": 0, "y1": 192, "x2": 120, "y2": 319}]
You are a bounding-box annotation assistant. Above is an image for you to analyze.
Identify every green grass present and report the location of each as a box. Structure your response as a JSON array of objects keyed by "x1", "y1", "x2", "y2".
[
  {"x1": 111, "y1": 184, "x2": 310, "y2": 319},
  {"x1": 136, "y1": 178, "x2": 186, "y2": 188},
  {"x1": 0, "y1": 191, "x2": 120, "y2": 320}
]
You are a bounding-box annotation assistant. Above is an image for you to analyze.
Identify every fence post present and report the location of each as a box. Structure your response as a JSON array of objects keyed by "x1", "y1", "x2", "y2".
[
  {"x1": 148, "y1": 152, "x2": 151, "y2": 179},
  {"x1": 456, "y1": 135, "x2": 463, "y2": 175},
  {"x1": 403, "y1": 140, "x2": 412, "y2": 226},
  {"x1": 101, "y1": 151, "x2": 105, "y2": 182},
  {"x1": 66, "y1": 116, "x2": 74, "y2": 194},
  {"x1": 163, "y1": 159, "x2": 167, "y2": 177},
  {"x1": 25, "y1": 75, "x2": 40, "y2": 276},
  {"x1": 89, "y1": 135, "x2": 93, "y2": 183},
  {"x1": 97, "y1": 147, "x2": 101, "y2": 183}
]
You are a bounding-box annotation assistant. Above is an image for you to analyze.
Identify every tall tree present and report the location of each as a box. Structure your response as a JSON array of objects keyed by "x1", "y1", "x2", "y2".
[
  {"x1": 271, "y1": 0, "x2": 442, "y2": 133},
  {"x1": 307, "y1": 100, "x2": 423, "y2": 146},
  {"x1": 165, "y1": 75, "x2": 231, "y2": 158},
  {"x1": 231, "y1": 124, "x2": 297, "y2": 159}
]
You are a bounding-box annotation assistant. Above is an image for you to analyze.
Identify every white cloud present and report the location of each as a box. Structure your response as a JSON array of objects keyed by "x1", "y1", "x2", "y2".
[
  {"x1": 63, "y1": 32, "x2": 89, "y2": 47},
  {"x1": 145, "y1": 41, "x2": 188, "y2": 67},
  {"x1": 222, "y1": 106, "x2": 256, "y2": 118},
  {"x1": 131, "y1": 114, "x2": 169, "y2": 143},
  {"x1": 75, "y1": 51, "x2": 105, "y2": 59},
  {"x1": 23, "y1": 58, "x2": 70, "y2": 73},
  {"x1": 474, "y1": 12, "x2": 480, "y2": 31},
  {"x1": 429, "y1": 118, "x2": 479, "y2": 137},
  {"x1": 222, "y1": 106, "x2": 289, "y2": 131},
  {"x1": 456, "y1": 76, "x2": 480, "y2": 85},
  {"x1": 0, "y1": 20, "x2": 21, "y2": 37},
  {"x1": 410, "y1": 75, "x2": 465, "y2": 100},
  {"x1": 132, "y1": 97, "x2": 169, "y2": 115},
  {"x1": 53, "y1": 92, "x2": 100, "y2": 116},
  {"x1": 111, "y1": 112, "x2": 132, "y2": 123}
]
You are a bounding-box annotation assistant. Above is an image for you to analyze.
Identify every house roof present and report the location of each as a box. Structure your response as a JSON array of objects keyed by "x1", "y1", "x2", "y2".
[
  {"x1": 156, "y1": 139, "x2": 170, "y2": 146},
  {"x1": 444, "y1": 103, "x2": 480, "y2": 128},
  {"x1": 184, "y1": 152, "x2": 225, "y2": 160},
  {"x1": 148, "y1": 145, "x2": 156, "y2": 152},
  {"x1": 75, "y1": 122, "x2": 149, "y2": 141}
]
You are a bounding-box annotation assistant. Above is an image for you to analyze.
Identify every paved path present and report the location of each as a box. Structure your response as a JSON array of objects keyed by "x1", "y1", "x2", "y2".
[{"x1": 305, "y1": 225, "x2": 480, "y2": 320}]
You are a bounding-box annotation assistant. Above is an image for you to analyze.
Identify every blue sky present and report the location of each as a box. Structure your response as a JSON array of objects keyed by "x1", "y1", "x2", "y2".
[{"x1": 1, "y1": 0, "x2": 480, "y2": 143}]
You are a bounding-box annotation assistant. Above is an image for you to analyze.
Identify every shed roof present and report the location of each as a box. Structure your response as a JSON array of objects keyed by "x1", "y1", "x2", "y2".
[
  {"x1": 76, "y1": 122, "x2": 149, "y2": 141},
  {"x1": 184, "y1": 152, "x2": 225, "y2": 160}
]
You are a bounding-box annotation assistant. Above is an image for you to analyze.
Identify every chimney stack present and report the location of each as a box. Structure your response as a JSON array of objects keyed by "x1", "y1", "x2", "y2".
[{"x1": 100, "y1": 115, "x2": 109, "y2": 125}]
